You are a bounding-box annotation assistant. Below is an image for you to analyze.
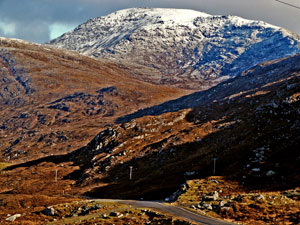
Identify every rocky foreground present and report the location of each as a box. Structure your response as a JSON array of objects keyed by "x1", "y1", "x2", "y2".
[{"x1": 174, "y1": 177, "x2": 300, "y2": 225}]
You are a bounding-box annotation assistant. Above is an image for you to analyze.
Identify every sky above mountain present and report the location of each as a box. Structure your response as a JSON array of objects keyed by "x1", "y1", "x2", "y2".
[{"x1": 0, "y1": 0, "x2": 299, "y2": 43}]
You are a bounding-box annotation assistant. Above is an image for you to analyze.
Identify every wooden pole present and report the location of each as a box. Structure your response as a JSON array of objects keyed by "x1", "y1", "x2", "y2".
[
  {"x1": 129, "y1": 166, "x2": 133, "y2": 180},
  {"x1": 212, "y1": 158, "x2": 217, "y2": 175},
  {"x1": 55, "y1": 169, "x2": 58, "y2": 182}
]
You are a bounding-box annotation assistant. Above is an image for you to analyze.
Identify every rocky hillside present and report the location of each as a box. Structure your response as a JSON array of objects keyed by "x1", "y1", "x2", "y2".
[
  {"x1": 0, "y1": 37, "x2": 188, "y2": 162},
  {"x1": 67, "y1": 53, "x2": 300, "y2": 200},
  {"x1": 117, "y1": 54, "x2": 300, "y2": 123},
  {"x1": 50, "y1": 8, "x2": 300, "y2": 89}
]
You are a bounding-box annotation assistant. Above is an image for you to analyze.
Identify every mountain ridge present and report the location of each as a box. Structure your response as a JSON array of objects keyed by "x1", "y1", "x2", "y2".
[{"x1": 49, "y1": 7, "x2": 300, "y2": 89}]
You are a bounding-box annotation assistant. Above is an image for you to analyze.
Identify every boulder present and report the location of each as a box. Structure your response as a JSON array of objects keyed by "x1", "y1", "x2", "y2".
[
  {"x1": 109, "y1": 212, "x2": 119, "y2": 217},
  {"x1": 202, "y1": 191, "x2": 219, "y2": 201},
  {"x1": 6, "y1": 214, "x2": 21, "y2": 222},
  {"x1": 257, "y1": 194, "x2": 265, "y2": 201},
  {"x1": 202, "y1": 203, "x2": 213, "y2": 210},
  {"x1": 219, "y1": 201, "x2": 227, "y2": 207},
  {"x1": 212, "y1": 204, "x2": 221, "y2": 212},
  {"x1": 266, "y1": 170, "x2": 275, "y2": 176},
  {"x1": 101, "y1": 214, "x2": 108, "y2": 219},
  {"x1": 191, "y1": 205, "x2": 197, "y2": 210},
  {"x1": 167, "y1": 183, "x2": 189, "y2": 202},
  {"x1": 42, "y1": 207, "x2": 56, "y2": 216}
]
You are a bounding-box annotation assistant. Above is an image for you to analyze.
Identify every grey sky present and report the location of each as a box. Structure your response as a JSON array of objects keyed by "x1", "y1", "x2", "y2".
[{"x1": 0, "y1": 0, "x2": 299, "y2": 43}]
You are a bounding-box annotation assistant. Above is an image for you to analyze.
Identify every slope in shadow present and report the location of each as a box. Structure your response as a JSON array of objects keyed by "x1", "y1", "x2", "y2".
[
  {"x1": 116, "y1": 54, "x2": 300, "y2": 124},
  {"x1": 86, "y1": 75, "x2": 300, "y2": 200}
]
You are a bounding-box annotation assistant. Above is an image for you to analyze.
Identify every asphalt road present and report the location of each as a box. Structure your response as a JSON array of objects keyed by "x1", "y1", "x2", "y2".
[{"x1": 117, "y1": 200, "x2": 236, "y2": 225}]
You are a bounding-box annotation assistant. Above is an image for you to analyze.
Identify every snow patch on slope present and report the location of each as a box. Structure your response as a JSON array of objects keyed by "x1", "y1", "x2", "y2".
[{"x1": 115, "y1": 8, "x2": 211, "y2": 24}]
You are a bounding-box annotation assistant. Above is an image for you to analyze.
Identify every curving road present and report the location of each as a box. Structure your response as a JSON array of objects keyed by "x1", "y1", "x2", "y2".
[{"x1": 116, "y1": 200, "x2": 236, "y2": 225}]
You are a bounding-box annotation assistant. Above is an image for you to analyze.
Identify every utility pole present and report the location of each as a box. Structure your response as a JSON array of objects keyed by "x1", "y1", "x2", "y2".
[
  {"x1": 212, "y1": 158, "x2": 217, "y2": 175},
  {"x1": 55, "y1": 169, "x2": 58, "y2": 182},
  {"x1": 129, "y1": 166, "x2": 133, "y2": 180}
]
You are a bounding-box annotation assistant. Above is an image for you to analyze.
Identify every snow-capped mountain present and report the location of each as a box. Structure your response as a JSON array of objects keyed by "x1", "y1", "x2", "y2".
[{"x1": 49, "y1": 8, "x2": 300, "y2": 89}]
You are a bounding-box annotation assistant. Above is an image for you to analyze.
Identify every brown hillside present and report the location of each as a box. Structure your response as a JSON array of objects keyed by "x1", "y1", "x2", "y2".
[{"x1": 0, "y1": 38, "x2": 189, "y2": 162}]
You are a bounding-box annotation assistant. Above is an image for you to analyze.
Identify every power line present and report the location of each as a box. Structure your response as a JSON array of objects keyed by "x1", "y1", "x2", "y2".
[{"x1": 274, "y1": 0, "x2": 300, "y2": 10}]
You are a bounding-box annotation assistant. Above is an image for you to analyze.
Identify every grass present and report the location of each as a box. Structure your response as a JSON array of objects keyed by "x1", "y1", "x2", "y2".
[
  {"x1": 175, "y1": 177, "x2": 300, "y2": 225},
  {"x1": 45, "y1": 200, "x2": 196, "y2": 225},
  {"x1": 47, "y1": 201, "x2": 129, "y2": 225}
]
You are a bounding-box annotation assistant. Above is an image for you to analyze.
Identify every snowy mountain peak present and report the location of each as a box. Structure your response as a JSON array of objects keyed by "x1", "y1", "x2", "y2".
[
  {"x1": 49, "y1": 8, "x2": 300, "y2": 89},
  {"x1": 106, "y1": 8, "x2": 211, "y2": 25}
]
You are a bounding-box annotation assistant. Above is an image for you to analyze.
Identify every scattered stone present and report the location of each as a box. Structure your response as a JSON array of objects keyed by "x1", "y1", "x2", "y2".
[
  {"x1": 143, "y1": 209, "x2": 163, "y2": 220},
  {"x1": 283, "y1": 190, "x2": 300, "y2": 200},
  {"x1": 221, "y1": 207, "x2": 231, "y2": 211},
  {"x1": 6, "y1": 214, "x2": 21, "y2": 222},
  {"x1": 219, "y1": 201, "x2": 227, "y2": 207},
  {"x1": 167, "y1": 183, "x2": 189, "y2": 202},
  {"x1": 42, "y1": 207, "x2": 56, "y2": 216},
  {"x1": 233, "y1": 195, "x2": 243, "y2": 202},
  {"x1": 92, "y1": 204, "x2": 101, "y2": 210},
  {"x1": 109, "y1": 212, "x2": 119, "y2": 217},
  {"x1": 202, "y1": 191, "x2": 219, "y2": 201},
  {"x1": 266, "y1": 170, "x2": 276, "y2": 176},
  {"x1": 252, "y1": 168, "x2": 260, "y2": 172},
  {"x1": 101, "y1": 214, "x2": 108, "y2": 219},
  {"x1": 184, "y1": 171, "x2": 197, "y2": 176},
  {"x1": 257, "y1": 194, "x2": 265, "y2": 201},
  {"x1": 212, "y1": 204, "x2": 221, "y2": 212},
  {"x1": 78, "y1": 204, "x2": 101, "y2": 216},
  {"x1": 210, "y1": 179, "x2": 219, "y2": 184},
  {"x1": 287, "y1": 83, "x2": 297, "y2": 90},
  {"x1": 271, "y1": 102, "x2": 279, "y2": 109},
  {"x1": 202, "y1": 203, "x2": 213, "y2": 210},
  {"x1": 191, "y1": 205, "x2": 197, "y2": 210}
]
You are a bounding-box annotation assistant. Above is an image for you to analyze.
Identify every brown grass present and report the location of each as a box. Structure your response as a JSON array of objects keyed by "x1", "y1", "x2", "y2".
[{"x1": 176, "y1": 177, "x2": 300, "y2": 225}]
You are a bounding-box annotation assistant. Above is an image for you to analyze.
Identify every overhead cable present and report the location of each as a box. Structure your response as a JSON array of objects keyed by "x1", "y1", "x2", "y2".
[{"x1": 274, "y1": 0, "x2": 300, "y2": 10}]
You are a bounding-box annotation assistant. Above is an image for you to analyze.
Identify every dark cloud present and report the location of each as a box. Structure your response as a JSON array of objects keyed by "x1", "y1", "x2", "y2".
[{"x1": 0, "y1": 0, "x2": 299, "y2": 43}]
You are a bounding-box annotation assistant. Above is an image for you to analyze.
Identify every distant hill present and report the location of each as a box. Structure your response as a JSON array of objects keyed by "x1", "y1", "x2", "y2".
[{"x1": 0, "y1": 37, "x2": 187, "y2": 162}]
